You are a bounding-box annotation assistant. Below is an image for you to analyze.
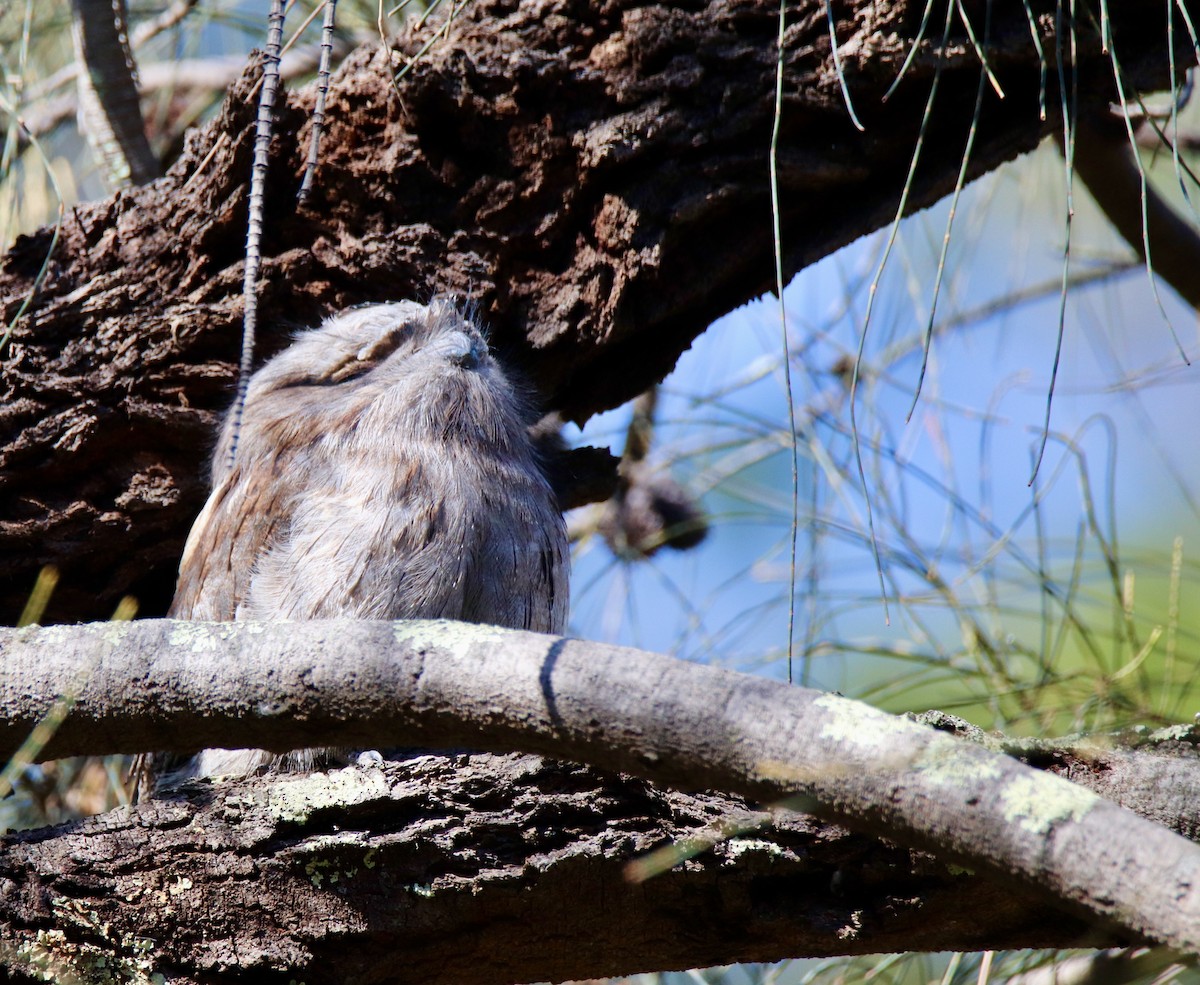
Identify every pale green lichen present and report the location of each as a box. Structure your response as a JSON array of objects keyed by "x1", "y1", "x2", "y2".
[
  {"x1": 31, "y1": 898, "x2": 164, "y2": 983},
  {"x1": 813, "y1": 693, "x2": 946, "y2": 780},
  {"x1": 391, "y1": 618, "x2": 510, "y2": 658},
  {"x1": 815, "y1": 695, "x2": 1100, "y2": 839},
  {"x1": 913, "y1": 742, "x2": 1003, "y2": 788},
  {"x1": 999, "y1": 773, "x2": 1098, "y2": 835},
  {"x1": 100, "y1": 620, "x2": 134, "y2": 649},
  {"x1": 814, "y1": 693, "x2": 930, "y2": 750},
  {"x1": 757, "y1": 693, "x2": 929, "y2": 786},
  {"x1": 16, "y1": 623, "x2": 82, "y2": 652},
  {"x1": 6, "y1": 933, "x2": 65, "y2": 983},
  {"x1": 166, "y1": 623, "x2": 262, "y2": 652},
  {"x1": 305, "y1": 858, "x2": 331, "y2": 888},
  {"x1": 1148, "y1": 722, "x2": 1199, "y2": 744},
  {"x1": 301, "y1": 839, "x2": 362, "y2": 887},
  {"x1": 266, "y1": 766, "x2": 391, "y2": 824},
  {"x1": 726, "y1": 838, "x2": 784, "y2": 858}
]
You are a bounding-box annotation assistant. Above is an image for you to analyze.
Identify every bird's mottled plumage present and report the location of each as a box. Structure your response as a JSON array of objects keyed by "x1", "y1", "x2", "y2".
[{"x1": 163, "y1": 299, "x2": 568, "y2": 781}]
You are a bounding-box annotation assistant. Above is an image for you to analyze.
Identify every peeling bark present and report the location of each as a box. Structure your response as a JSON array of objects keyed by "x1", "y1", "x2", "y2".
[{"x1": 0, "y1": 0, "x2": 1194, "y2": 623}]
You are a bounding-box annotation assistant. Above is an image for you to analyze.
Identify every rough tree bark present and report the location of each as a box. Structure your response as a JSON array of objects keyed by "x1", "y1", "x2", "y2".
[
  {"x1": 0, "y1": 0, "x2": 1192, "y2": 623},
  {"x1": 4, "y1": 620, "x2": 1200, "y2": 982},
  {"x1": 2, "y1": 1, "x2": 1198, "y2": 979},
  {"x1": 0, "y1": 753, "x2": 1131, "y2": 985}
]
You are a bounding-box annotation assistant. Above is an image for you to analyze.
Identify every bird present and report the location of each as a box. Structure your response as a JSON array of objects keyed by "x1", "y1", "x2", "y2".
[{"x1": 155, "y1": 299, "x2": 569, "y2": 784}]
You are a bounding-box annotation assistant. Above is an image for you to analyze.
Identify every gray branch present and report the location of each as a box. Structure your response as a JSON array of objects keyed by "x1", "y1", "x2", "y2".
[
  {"x1": 70, "y1": 0, "x2": 161, "y2": 187},
  {"x1": 3, "y1": 618, "x2": 1200, "y2": 955}
]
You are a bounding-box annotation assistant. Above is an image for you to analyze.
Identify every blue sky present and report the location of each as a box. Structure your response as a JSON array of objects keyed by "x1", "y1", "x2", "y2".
[{"x1": 565, "y1": 139, "x2": 1200, "y2": 716}]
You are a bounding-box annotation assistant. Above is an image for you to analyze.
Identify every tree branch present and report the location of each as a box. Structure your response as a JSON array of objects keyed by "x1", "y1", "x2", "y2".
[
  {"x1": 69, "y1": 0, "x2": 161, "y2": 187},
  {"x1": 0, "y1": 0, "x2": 1194, "y2": 623},
  {"x1": 4, "y1": 619, "x2": 1200, "y2": 956},
  {"x1": 1069, "y1": 111, "x2": 1200, "y2": 311},
  {"x1": 0, "y1": 752, "x2": 1130, "y2": 985}
]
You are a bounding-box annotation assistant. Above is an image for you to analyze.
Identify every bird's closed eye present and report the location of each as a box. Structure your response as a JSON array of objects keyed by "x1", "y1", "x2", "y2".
[{"x1": 319, "y1": 323, "x2": 413, "y2": 384}]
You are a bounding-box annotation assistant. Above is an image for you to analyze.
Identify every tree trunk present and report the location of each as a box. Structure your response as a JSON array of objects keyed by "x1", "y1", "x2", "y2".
[{"x1": 0, "y1": 0, "x2": 1190, "y2": 624}]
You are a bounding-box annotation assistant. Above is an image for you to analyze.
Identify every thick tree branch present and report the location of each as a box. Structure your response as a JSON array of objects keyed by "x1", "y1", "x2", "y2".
[
  {"x1": 0, "y1": 0, "x2": 1194, "y2": 623},
  {"x1": 1070, "y1": 112, "x2": 1200, "y2": 311},
  {"x1": 0, "y1": 753, "x2": 1130, "y2": 985},
  {"x1": 69, "y1": 0, "x2": 161, "y2": 188},
  {"x1": 3, "y1": 618, "x2": 1200, "y2": 956}
]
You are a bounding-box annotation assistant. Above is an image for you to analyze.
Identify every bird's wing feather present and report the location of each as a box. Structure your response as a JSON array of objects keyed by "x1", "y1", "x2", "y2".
[{"x1": 169, "y1": 457, "x2": 290, "y2": 620}]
